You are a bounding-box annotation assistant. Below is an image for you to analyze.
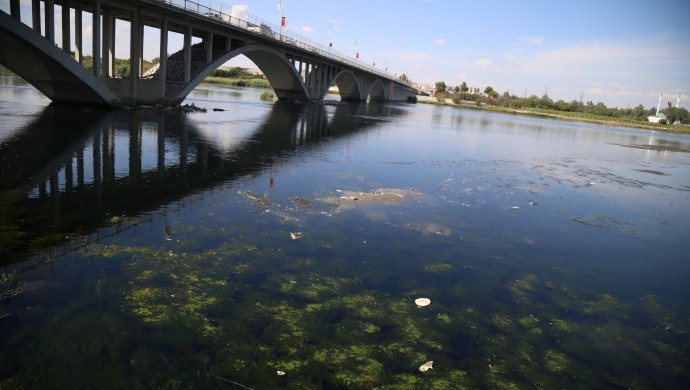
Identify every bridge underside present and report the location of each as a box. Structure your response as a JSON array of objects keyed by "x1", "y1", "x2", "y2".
[
  {"x1": 0, "y1": 1, "x2": 417, "y2": 107},
  {"x1": 0, "y1": 11, "x2": 119, "y2": 107}
]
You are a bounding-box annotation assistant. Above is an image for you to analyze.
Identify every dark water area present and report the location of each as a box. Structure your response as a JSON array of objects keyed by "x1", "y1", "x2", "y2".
[{"x1": 1, "y1": 69, "x2": 689, "y2": 389}]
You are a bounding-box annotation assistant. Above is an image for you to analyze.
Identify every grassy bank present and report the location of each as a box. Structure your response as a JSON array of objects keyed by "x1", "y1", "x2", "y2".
[
  {"x1": 202, "y1": 76, "x2": 272, "y2": 89},
  {"x1": 416, "y1": 96, "x2": 690, "y2": 134}
]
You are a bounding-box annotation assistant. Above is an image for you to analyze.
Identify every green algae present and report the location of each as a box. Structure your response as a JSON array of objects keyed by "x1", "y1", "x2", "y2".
[
  {"x1": 550, "y1": 318, "x2": 572, "y2": 333},
  {"x1": 424, "y1": 262, "x2": 455, "y2": 273},
  {"x1": 314, "y1": 345, "x2": 385, "y2": 387},
  {"x1": 8, "y1": 196, "x2": 683, "y2": 389},
  {"x1": 436, "y1": 313, "x2": 452, "y2": 324},
  {"x1": 544, "y1": 350, "x2": 569, "y2": 373}
]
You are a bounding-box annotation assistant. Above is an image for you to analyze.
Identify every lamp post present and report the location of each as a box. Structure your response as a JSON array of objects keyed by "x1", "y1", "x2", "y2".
[
  {"x1": 326, "y1": 19, "x2": 334, "y2": 48},
  {"x1": 277, "y1": 0, "x2": 285, "y2": 41}
]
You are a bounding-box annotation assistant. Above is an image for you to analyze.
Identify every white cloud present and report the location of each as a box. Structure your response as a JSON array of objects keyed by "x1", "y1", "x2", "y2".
[
  {"x1": 301, "y1": 25, "x2": 314, "y2": 33},
  {"x1": 473, "y1": 58, "x2": 494, "y2": 69},
  {"x1": 515, "y1": 36, "x2": 544, "y2": 47},
  {"x1": 433, "y1": 39, "x2": 445, "y2": 45},
  {"x1": 587, "y1": 88, "x2": 605, "y2": 95}
]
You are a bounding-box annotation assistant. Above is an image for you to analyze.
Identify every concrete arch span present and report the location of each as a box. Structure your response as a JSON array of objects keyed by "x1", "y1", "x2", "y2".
[
  {"x1": 320, "y1": 70, "x2": 389, "y2": 103},
  {"x1": 182, "y1": 44, "x2": 309, "y2": 103},
  {"x1": 0, "y1": 11, "x2": 120, "y2": 107},
  {"x1": 327, "y1": 70, "x2": 364, "y2": 102},
  {"x1": 368, "y1": 79, "x2": 388, "y2": 102}
]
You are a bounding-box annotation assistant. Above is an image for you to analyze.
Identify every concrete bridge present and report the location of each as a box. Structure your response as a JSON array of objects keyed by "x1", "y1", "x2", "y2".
[{"x1": 0, "y1": 0, "x2": 418, "y2": 108}]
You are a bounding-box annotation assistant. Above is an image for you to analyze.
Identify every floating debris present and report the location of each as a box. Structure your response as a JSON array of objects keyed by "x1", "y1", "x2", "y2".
[
  {"x1": 419, "y1": 361, "x2": 434, "y2": 372},
  {"x1": 290, "y1": 232, "x2": 304, "y2": 240},
  {"x1": 319, "y1": 188, "x2": 421, "y2": 210},
  {"x1": 276, "y1": 370, "x2": 286, "y2": 376},
  {"x1": 415, "y1": 298, "x2": 431, "y2": 307},
  {"x1": 510, "y1": 206, "x2": 520, "y2": 211}
]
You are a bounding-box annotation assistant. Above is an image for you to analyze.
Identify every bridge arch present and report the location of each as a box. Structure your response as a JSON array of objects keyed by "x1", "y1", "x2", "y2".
[
  {"x1": 0, "y1": 11, "x2": 120, "y2": 107},
  {"x1": 328, "y1": 69, "x2": 364, "y2": 102},
  {"x1": 184, "y1": 44, "x2": 309, "y2": 102},
  {"x1": 368, "y1": 79, "x2": 388, "y2": 102}
]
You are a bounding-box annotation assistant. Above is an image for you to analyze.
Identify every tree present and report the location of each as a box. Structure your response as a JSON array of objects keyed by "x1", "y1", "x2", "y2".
[
  {"x1": 662, "y1": 107, "x2": 690, "y2": 124},
  {"x1": 484, "y1": 86, "x2": 494, "y2": 96},
  {"x1": 540, "y1": 94, "x2": 554, "y2": 109},
  {"x1": 460, "y1": 82, "x2": 468, "y2": 98},
  {"x1": 435, "y1": 81, "x2": 447, "y2": 94},
  {"x1": 399, "y1": 74, "x2": 409, "y2": 82}
]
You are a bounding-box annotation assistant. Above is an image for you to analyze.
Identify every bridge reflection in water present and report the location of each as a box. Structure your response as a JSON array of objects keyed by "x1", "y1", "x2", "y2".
[{"x1": 0, "y1": 102, "x2": 407, "y2": 263}]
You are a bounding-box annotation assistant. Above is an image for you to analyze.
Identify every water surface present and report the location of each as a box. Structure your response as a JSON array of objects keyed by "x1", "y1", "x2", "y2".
[{"x1": 1, "y1": 71, "x2": 689, "y2": 388}]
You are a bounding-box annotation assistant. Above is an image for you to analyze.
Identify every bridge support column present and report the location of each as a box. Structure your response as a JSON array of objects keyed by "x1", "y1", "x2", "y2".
[
  {"x1": 31, "y1": 0, "x2": 40, "y2": 33},
  {"x1": 45, "y1": 0, "x2": 54, "y2": 43},
  {"x1": 62, "y1": 1, "x2": 71, "y2": 55},
  {"x1": 102, "y1": 10, "x2": 114, "y2": 78},
  {"x1": 129, "y1": 7, "x2": 142, "y2": 102},
  {"x1": 92, "y1": 0, "x2": 101, "y2": 77},
  {"x1": 75, "y1": 8, "x2": 82, "y2": 64},
  {"x1": 159, "y1": 17, "x2": 168, "y2": 98},
  {"x1": 206, "y1": 31, "x2": 213, "y2": 63},
  {"x1": 10, "y1": 0, "x2": 20, "y2": 18},
  {"x1": 183, "y1": 26, "x2": 191, "y2": 83}
]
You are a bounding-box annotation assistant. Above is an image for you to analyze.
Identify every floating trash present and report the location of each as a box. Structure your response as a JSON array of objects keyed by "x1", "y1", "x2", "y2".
[
  {"x1": 510, "y1": 206, "x2": 520, "y2": 211},
  {"x1": 415, "y1": 298, "x2": 431, "y2": 307},
  {"x1": 290, "y1": 232, "x2": 303, "y2": 240},
  {"x1": 276, "y1": 370, "x2": 286, "y2": 376},
  {"x1": 419, "y1": 361, "x2": 434, "y2": 372}
]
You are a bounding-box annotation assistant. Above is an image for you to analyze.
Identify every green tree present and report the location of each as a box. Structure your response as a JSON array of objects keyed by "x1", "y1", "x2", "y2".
[
  {"x1": 484, "y1": 86, "x2": 494, "y2": 96},
  {"x1": 662, "y1": 107, "x2": 690, "y2": 124},
  {"x1": 460, "y1": 82, "x2": 468, "y2": 98},
  {"x1": 435, "y1": 81, "x2": 447, "y2": 94},
  {"x1": 540, "y1": 94, "x2": 554, "y2": 109}
]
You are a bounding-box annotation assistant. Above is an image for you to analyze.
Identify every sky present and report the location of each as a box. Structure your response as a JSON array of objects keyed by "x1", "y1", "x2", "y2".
[
  {"x1": 4, "y1": 0, "x2": 689, "y2": 108},
  {"x1": 222, "y1": 0, "x2": 690, "y2": 108}
]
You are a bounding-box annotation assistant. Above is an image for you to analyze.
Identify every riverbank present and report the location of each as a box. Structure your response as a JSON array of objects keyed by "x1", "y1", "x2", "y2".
[
  {"x1": 203, "y1": 76, "x2": 272, "y2": 89},
  {"x1": 416, "y1": 95, "x2": 690, "y2": 134}
]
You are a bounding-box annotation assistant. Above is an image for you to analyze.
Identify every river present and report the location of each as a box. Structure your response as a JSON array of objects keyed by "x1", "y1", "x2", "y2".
[{"x1": 1, "y1": 68, "x2": 689, "y2": 388}]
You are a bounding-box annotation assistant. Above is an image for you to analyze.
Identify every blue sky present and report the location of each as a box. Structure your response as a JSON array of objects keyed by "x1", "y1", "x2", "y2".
[
  {"x1": 228, "y1": 0, "x2": 689, "y2": 108},
  {"x1": 4, "y1": 0, "x2": 689, "y2": 108}
]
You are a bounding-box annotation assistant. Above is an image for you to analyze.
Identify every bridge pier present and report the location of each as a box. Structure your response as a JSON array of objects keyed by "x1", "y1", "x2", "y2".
[{"x1": 0, "y1": 0, "x2": 418, "y2": 107}]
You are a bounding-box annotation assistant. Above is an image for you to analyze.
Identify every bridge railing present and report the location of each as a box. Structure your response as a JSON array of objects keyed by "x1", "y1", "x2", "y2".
[{"x1": 148, "y1": 0, "x2": 414, "y2": 88}]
